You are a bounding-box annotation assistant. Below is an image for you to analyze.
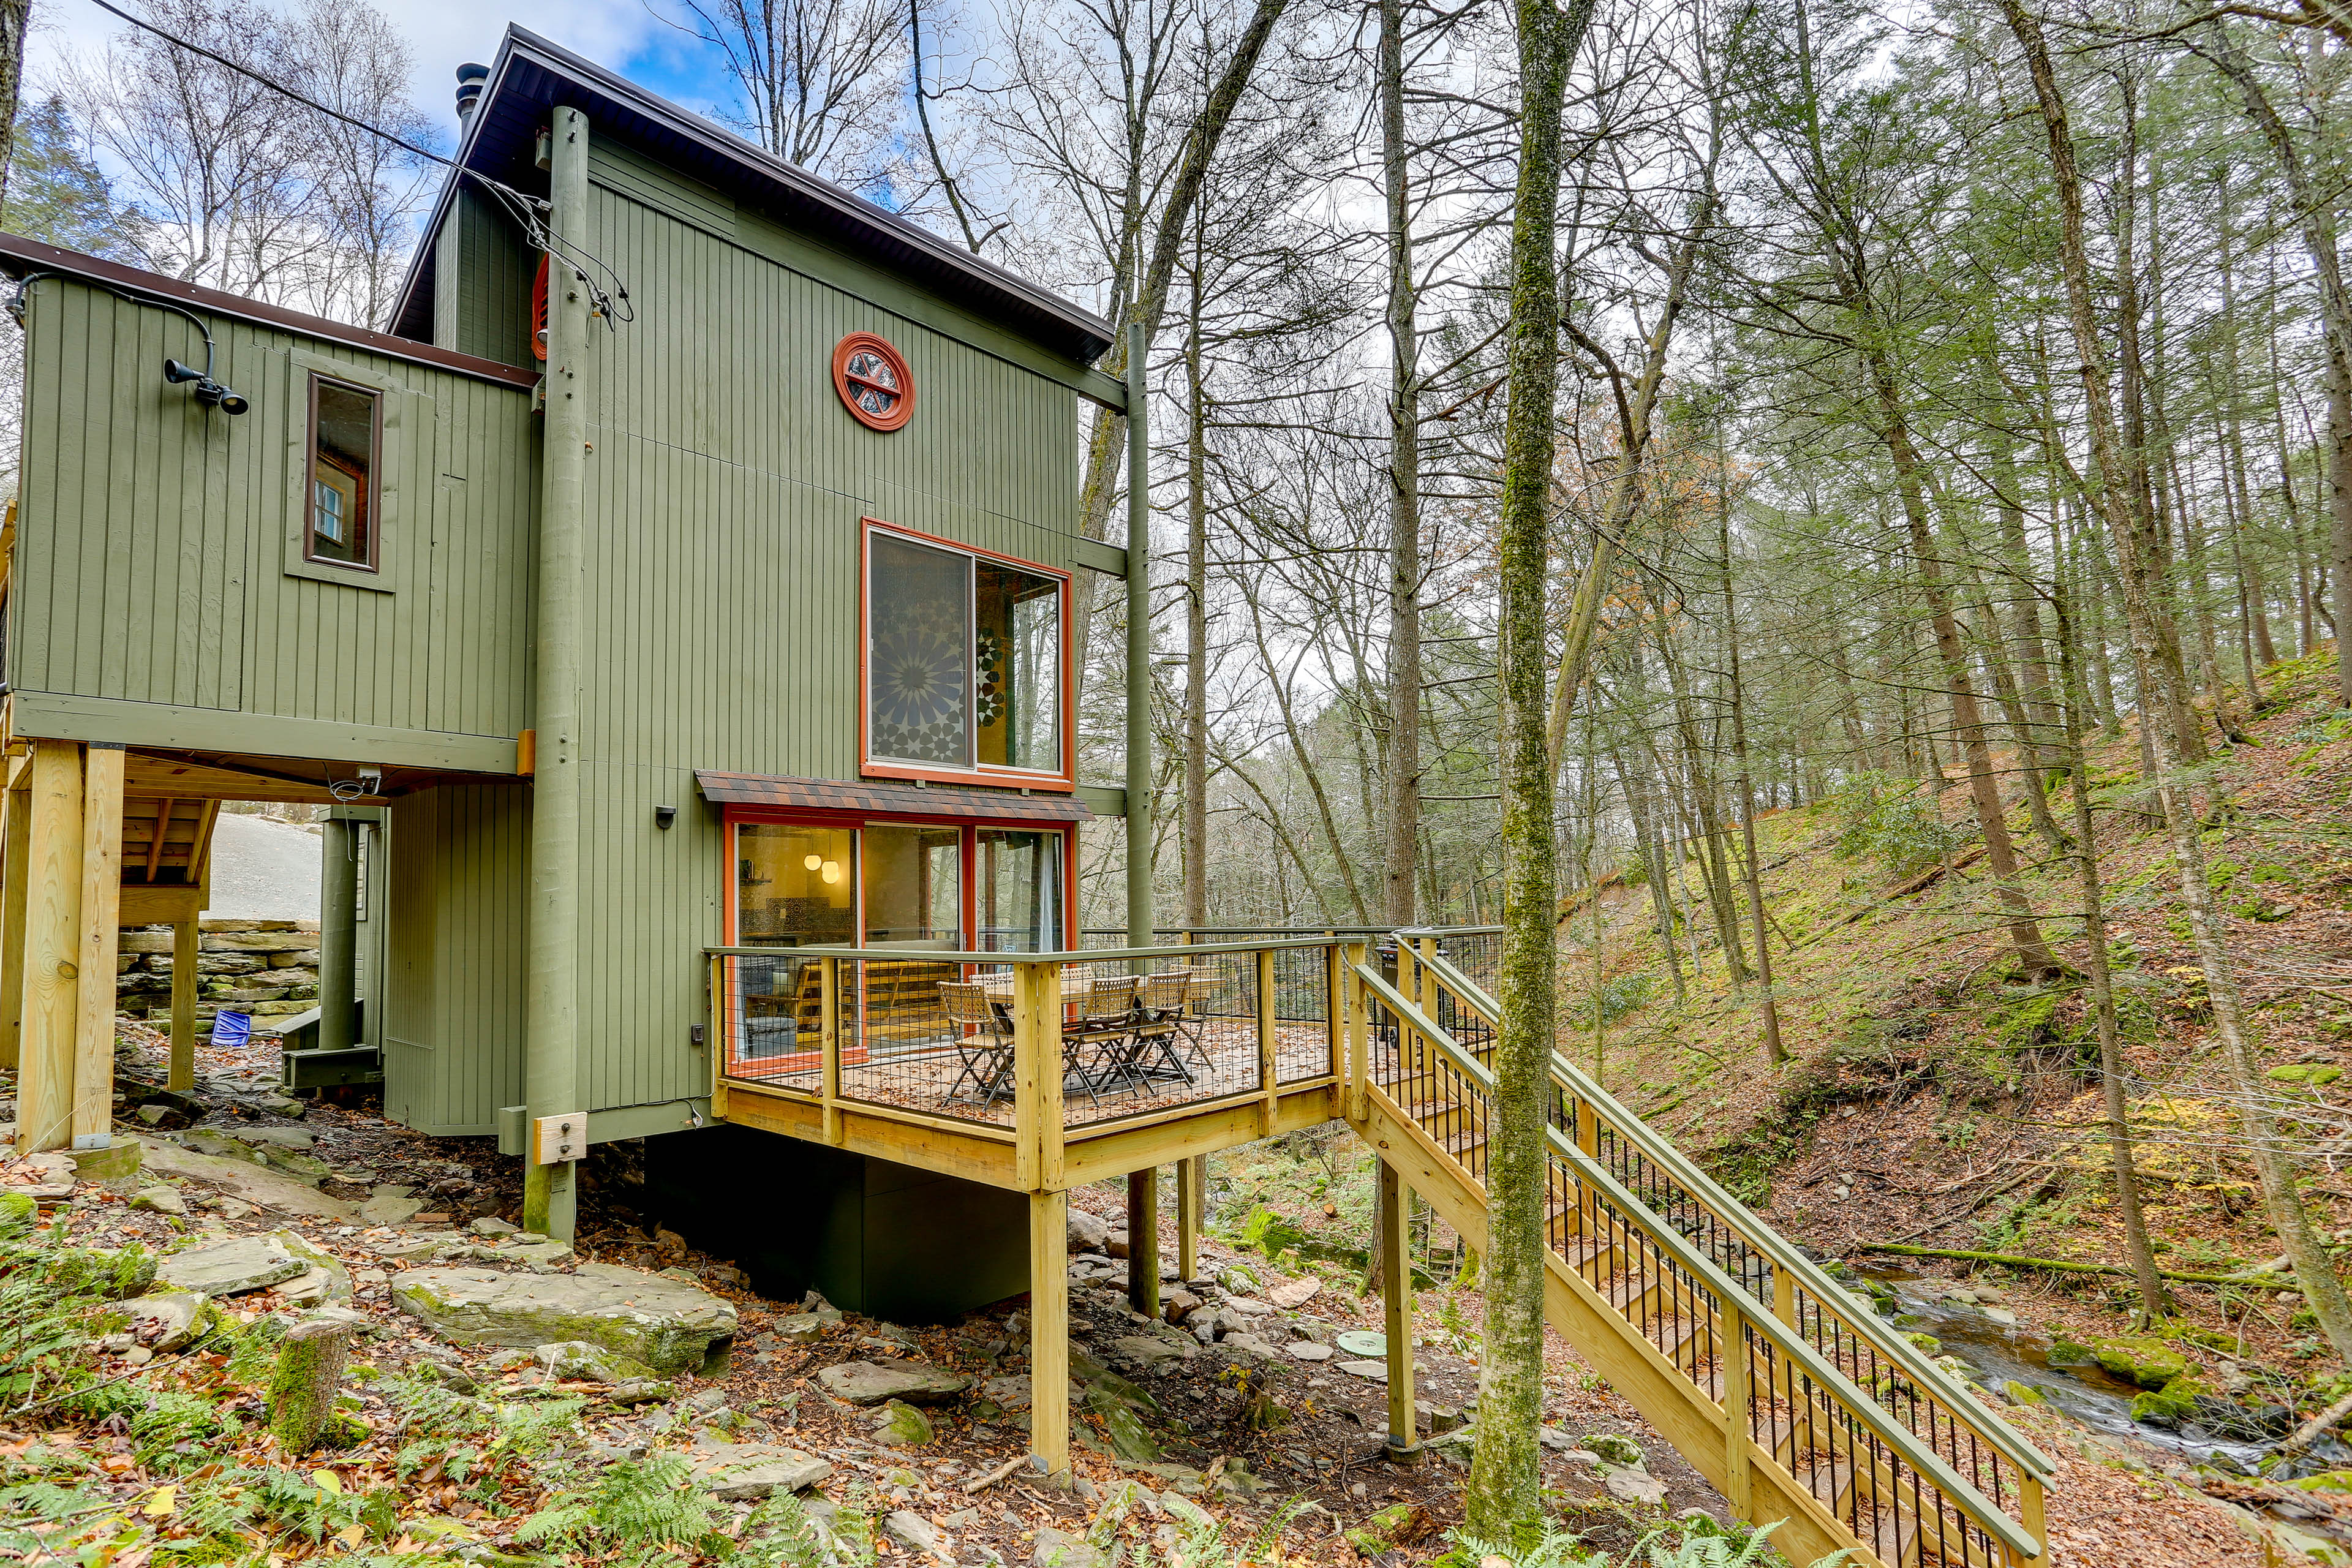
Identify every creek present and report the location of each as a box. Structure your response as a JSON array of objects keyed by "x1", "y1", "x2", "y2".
[{"x1": 1850, "y1": 1262, "x2": 2349, "y2": 1477}]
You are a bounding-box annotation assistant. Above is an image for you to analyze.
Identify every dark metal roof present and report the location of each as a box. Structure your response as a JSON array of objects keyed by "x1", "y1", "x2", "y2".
[
  {"x1": 0, "y1": 232, "x2": 539, "y2": 389},
  {"x1": 695, "y1": 771, "x2": 1091, "y2": 823},
  {"x1": 390, "y1": 27, "x2": 1114, "y2": 365}
]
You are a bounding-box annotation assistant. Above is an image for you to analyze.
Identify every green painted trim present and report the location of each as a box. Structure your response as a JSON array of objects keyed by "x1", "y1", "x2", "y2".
[
  {"x1": 587, "y1": 1100, "x2": 710, "y2": 1144},
  {"x1": 1075, "y1": 783, "x2": 1126, "y2": 816},
  {"x1": 7, "y1": 692, "x2": 521, "y2": 774},
  {"x1": 1072, "y1": 537, "x2": 1128, "y2": 575},
  {"x1": 598, "y1": 179, "x2": 1123, "y2": 412}
]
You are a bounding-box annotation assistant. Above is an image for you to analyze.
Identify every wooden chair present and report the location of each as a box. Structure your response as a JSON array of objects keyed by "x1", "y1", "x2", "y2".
[
  {"x1": 1131, "y1": 967, "x2": 1199, "y2": 1083},
  {"x1": 1066, "y1": 972, "x2": 1145, "y2": 1107},
  {"x1": 938, "y1": 981, "x2": 1016, "y2": 1109}
]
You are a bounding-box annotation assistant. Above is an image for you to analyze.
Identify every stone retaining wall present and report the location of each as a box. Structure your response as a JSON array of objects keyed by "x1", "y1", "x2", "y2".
[{"x1": 116, "y1": 919, "x2": 322, "y2": 1030}]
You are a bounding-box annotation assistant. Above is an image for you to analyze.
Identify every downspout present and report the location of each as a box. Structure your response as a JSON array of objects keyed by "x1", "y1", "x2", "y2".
[
  {"x1": 1125, "y1": 322, "x2": 1153, "y2": 947},
  {"x1": 525, "y1": 105, "x2": 590, "y2": 1240}
]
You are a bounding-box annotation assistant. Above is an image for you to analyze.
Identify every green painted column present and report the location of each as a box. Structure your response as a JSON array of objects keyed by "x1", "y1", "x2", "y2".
[
  {"x1": 1125, "y1": 322, "x2": 1152, "y2": 947},
  {"x1": 525, "y1": 105, "x2": 591, "y2": 1241},
  {"x1": 318, "y1": 816, "x2": 357, "y2": 1054}
]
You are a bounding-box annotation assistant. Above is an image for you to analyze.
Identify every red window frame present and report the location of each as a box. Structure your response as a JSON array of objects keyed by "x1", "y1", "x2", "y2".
[{"x1": 859, "y1": 518, "x2": 1076, "y2": 792}]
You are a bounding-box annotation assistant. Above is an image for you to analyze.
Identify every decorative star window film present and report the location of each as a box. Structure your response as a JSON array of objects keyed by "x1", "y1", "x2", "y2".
[
  {"x1": 833, "y1": 332, "x2": 915, "y2": 431},
  {"x1": 865, "y1": 527, "x2": 1066, "y2": 778}
]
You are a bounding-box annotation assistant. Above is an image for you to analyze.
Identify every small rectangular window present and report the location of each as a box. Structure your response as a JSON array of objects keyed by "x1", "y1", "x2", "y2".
[{"x1": 307, "y1": 375, "x2": 380, "y2": 571}]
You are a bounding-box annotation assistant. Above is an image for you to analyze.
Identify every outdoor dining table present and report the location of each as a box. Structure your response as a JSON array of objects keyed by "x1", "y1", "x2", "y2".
[{"x1": 970, "y1": 968, "x2": 1191, "y2": 1107}]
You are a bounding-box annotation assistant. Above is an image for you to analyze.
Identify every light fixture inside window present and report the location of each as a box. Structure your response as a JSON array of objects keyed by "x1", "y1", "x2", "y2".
[
  {"x1": 820, "y1": 861, "x2": 842, "y2": 884},
  {"x1": 804, "y1": 854, "x2": 823, "y2": 871}
]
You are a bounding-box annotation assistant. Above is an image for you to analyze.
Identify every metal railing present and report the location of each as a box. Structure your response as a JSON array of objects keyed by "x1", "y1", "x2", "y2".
[
  {"x1": 709, "y1": 938, "x2": 1346, "y2": 1150},
  {"x1": 1355, "y1": 942, "x2": 2049, "y2": 1568}
]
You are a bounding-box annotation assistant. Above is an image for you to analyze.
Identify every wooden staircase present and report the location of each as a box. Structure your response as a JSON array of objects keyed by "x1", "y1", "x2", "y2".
[{"x1": 1346, "y1": 949, "x2": 2051, "y2": 1568}]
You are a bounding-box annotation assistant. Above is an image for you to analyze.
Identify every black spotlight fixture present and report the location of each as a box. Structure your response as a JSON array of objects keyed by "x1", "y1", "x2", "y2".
[
  {"x1": 164, "y1": 356, "x2": 249, "y2": 416},
  {"x1": 654, "y1": 805, "x2": 679, "y2": 830}
]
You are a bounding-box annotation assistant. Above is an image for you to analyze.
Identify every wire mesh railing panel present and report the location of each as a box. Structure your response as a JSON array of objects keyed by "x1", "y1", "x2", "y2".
[
  {"x1": 1065, "y1": 949, "x2": 1265, "y2": 1128},
  {"x1": 831, "y1": 957, "x2": 1016, "y2": 1125},
  {"x1": 1275, "y1": 944, "x2": 1336, "y2": 1083},
  {"x1": 715, "y1": 951, "x2": 827, "y2": 1093}
]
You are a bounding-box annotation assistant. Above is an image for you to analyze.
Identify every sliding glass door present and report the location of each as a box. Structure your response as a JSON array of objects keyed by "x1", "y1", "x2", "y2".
[{"x1": 977, "y1": 829, "x2": 1064, "y2": 953}]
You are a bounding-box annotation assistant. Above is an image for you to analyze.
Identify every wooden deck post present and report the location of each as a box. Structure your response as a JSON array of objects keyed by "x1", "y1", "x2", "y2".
[
  {"x1": 1344, "y1": 940, "x2": 1367, "y2": 1120},
  {"x1": 821, "y1": 956, "x2": 842, "y2": 1147},
  {"x1": 74, "y1": 745, "x2": 125, "y2": 1145},
  {"x1": 1175, "y1": 1154, "x2": 1204, "y2": 1281},
  {"x1": 17, "y1": 740, "x2": 85, "y2": 1153},
  {"x1": 1256, "y1": 947, "x2": 1276, "y2": 1135},
  {"x1": 1379, "y1": 1156, "x2": 1418, "y2": 1458},
  {"x1": 2018, "y1": 1473, "x2": 2047, "y2": 1563},
  {"x1": 168, "y1": 916, "x2": 200, "y2": 1092},
  {"x1": 0, "y1": 761, "x2": 31, "y2": 1072},
  {"x1": 1028, "y1": 1187, "x2": 1071, "y2": 1477},
  {"x1": 1127, "y1": 1166, "x2": 1160, "y2": 1317},
  {"x1": 1720, "y1": 1299, "x2": 1754, "y2": 1515},
  {"x1": 318, "y1": 813, "x2": 358, "y2": 1052}
]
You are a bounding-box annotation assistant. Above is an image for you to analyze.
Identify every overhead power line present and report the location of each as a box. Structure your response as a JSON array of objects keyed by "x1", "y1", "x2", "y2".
[{"x1": 77, "y1": 0, "x2": 635, "y2": 327}]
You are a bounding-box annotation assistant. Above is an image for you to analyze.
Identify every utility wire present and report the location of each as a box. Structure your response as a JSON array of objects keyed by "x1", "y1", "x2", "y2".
[{"x1": 78, "y1": 0, "x2": 635, "y2": 328}]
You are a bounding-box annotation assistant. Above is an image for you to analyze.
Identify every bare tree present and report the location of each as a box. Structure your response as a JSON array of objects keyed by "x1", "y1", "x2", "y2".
[{"x1": 658, "y1": 0, "x2": 912, "y2": 197}]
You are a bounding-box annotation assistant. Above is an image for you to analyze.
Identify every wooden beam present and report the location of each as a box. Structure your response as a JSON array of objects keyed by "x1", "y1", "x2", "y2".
[
  {"x1": 118, "y1": 884, "x2": 205, "y2": 925},
  {"x1": 1126, "y1": 1166, "x2": 1160, "y2": 1317},
  {"x1": 1028, "y1": 1188, "x2": 1071, "y2": 1477},
  {"x1": 189, "y1": 801, "x2": 221, "y2": 885},
  {"x1": 1380, "y1": 1158, "x2": 1418, "y2": 1457},
  {"x1": 169, "y1": 917, "x2": 200, "y2": 1092},
  {"x1": 1175, "y1": 1154, "x2": 1204, "y2": 1281},
  {"x1": 0, "y1": 775, "x2": 26, "y2": 1071},
  {"x1": 17, "y1": 741, "x2": 84, "y2": 1153},
  {"x1": 142, "y1": 797, "x2": 173, "y2": 882},
  {"x1": 74, "y1": 747, "x2": 126, "y2": 1144}
]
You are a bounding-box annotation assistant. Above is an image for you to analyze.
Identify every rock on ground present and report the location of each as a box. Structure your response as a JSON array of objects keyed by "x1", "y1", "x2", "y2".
[
  {"x1": 816, "y1": 1359, "x2": 971, "y2": 1405},
  {"x1": 157, "y1": 1234, "x2": 307, "y2": 1297},
  {"x1": 390, "y1": 1261, "x2": 736, "y2": 1375},
  {"x1": 884, "y1": 1509, "x2": 952, "y2": 1559},
  {"x1": 691, "y1": 1444, "x2": 833, "y2": 1501},
  {"x1": 126, "y1": 1290, "x2": 209, "y2": 1352}
]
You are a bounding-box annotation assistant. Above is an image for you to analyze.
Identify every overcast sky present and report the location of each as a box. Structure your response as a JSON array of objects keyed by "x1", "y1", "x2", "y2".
[{"x1": 24, "y1": 0, "x2": 742, "y2": 156}]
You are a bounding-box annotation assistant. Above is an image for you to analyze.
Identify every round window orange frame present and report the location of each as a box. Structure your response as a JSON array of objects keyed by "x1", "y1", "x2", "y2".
[{"x1": 832, "y1": 332, "x2": 916, "y2": 431}]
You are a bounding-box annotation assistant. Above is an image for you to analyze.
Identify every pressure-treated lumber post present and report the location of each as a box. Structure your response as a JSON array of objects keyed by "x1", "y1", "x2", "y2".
[
  {"x1": 1123, "y1": 320, "x2": 1152, "y2": 948},
  {"x1": 1379, "y1": 1157, "x2": 1419, "y2": 1460},
  {"x1": 17, "y1": 741, "x2": 84, "y2": 1153},
  {"x1": 73, "y1": 745, "x2": 125, "y2": 1145},
  {"x1": 1344, "y1": 940, "x2": 1367, "y2": 1119},
  {"x1": 1721, "y1": 1300, "x2": 1754, "y2": 1516},
  {"x1": 820, "y1": 956, "x2": 842, "y2": 1146},
  {"x1": 1127, "y1": 1165, "x2": 1160, "y2": 1317},
  {"x1": 1256, "y1": 946, "x2": 1276, "y2": 1134},
  {"x1": 167, "y1": 916, "x2": 199, "y2": 1092},
  {"x1": 1175, "y1": 1154, "x2": 1204, "y2": 1281},
  {"x1": 2018, "y1": 1473, "x2": 2047, "y2": 1564},
  {"x1": 524, "y1": 104, "x2": 592, "y2": 1243},
  {"x1": 0, "y1": 766, "x2": 30, "y2": 1071},
  {"x1": 318, "y1": 815, "x2": 357, "y2": 1054},
  {"x1": 1028, "y1": 1187, "x2": 1072, "y2": 1477}
]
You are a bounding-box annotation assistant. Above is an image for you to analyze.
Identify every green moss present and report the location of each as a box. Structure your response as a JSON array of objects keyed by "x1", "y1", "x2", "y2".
[
  {"x1": 2091, "y1": 1336, "x2": 2189, "y2": 1389},
  {"x1": 2128, "y1": 1374, "x2": 2208, "y2": 1425},
  {"x1": 2269, "y1": 1064, "x2": 2345, "y2": 1086}
]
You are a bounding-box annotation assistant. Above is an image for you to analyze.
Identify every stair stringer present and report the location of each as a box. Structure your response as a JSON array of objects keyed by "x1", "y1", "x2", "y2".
[{"x1": 1349, "y1": 1086, "x2": 1874, "y2": 1568}]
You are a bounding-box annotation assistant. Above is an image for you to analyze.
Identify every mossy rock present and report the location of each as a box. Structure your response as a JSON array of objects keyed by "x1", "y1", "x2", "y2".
[
  {"x1": 0, "y1": 1191, "x2": 40, "y2": 1240},
  {"x1": 2267, "y1": 1064, "x2": 2344, "y2": 1086},
  {"x1": 2000, "y1": 1380, "x2": 2048, "y2": 1408},
  {"x1": 1344, "y1": 1502, "x2": 1433, "y2": 1558},
  {"x1": 2292, "y1": 1471, "x2": 2352, "y2": 1494},
  {"x1": 2130, "y1": 1374, "x2": 2208, "y2": 1427},
  {"x1": 2092, "y1": 1336, "x2": 2189, "y2": 1389},
  {"x1": 1581, "y1": 1433, "x2": 1643, "y2": 1468},
  {"x1": 1902, "y1": 1332, "x2": 1944, "y2": 1354},
  {"x1": 872, "y1": 1400, "x2": 935, "y2": 1447},
  {"x1": 1990, "y1": 992, "x2": 2060, "y2": 1050}
]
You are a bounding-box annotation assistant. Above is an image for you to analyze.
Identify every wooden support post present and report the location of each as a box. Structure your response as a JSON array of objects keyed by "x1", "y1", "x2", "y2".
[
  {"x1": 1028, "y1": 1187, "x2": 1071, "y2": 1477},
  {"x1": 1380, "y1": 1157, "x2": 1418, "y2": 1458},
  {"x1": 17, "y1": 742, "x2": 85, "y2": 1153},
  {"x1": 168, "y1": 917, "x2": 199, "y2": 1092},
  {"x1": 1175, "y1": 1154, "x2": 1204, "y2": 1282},
  {"x1": 1771, "y1": 1253, "x2": 1806, "y2": 1463},
  {"x1": 1256, "y1": 946, "x2": 1276, "y2": 1134},
  {"x1": 74, "y1": 746, "x2": 124, "y2": 1145},
  {"x1": 318, "y1": 814, "x2": 358, "y2": 1053},
  {"x1": 0, "y1": 769, "x2": 30, "y2": 1071},
  {"x1": 1344, "y1": 940, "x2": 1367, "y2": 1120},
  {"x1": 821, "y1": 956, "x2": 842, "y2": 1147},
  {"x1": 1721, "y1": 1300, "x2": 1754, "y2": 1517},
  {"x1": 1127, "y1": 1165, "x2": 1161, "y2": 1317},
  {"x1": 2018, "y1": 1473, "x2": 2047, "y2": 1564}
]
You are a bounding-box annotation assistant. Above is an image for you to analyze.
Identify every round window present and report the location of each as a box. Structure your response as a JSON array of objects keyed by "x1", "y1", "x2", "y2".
[{"x1": 832, "y1": 333, "x2": 915, "y2": 431}]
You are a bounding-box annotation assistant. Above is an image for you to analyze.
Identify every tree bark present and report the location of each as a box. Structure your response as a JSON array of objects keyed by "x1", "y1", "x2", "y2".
[
  {"x1": 1472, "y1": 0, "x2": 1596, "y2": 1533},
  {"x1": 1379, "y1": 0, "x2": 1422, "y2": 929},
  {"x1": 268, "y1": 1317, "x2": 355, "y2": 1455},
  {"x1": 1183, "y1": 246, "x2": 1210, "y2": 932}
]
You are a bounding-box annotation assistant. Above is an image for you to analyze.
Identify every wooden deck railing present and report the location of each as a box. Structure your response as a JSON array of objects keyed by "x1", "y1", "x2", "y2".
[{"x1": 705, "y1": 938, "x2": 1352, "y2": 1172}]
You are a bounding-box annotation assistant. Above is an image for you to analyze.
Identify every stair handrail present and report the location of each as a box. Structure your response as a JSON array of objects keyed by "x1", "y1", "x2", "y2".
[
  {"x1": 1354, "y1": 961, "x2": 2045, "y2": 1564},
  {"x1": 1410, "y1": 945, "x2": 2054, "y2": 1483}
]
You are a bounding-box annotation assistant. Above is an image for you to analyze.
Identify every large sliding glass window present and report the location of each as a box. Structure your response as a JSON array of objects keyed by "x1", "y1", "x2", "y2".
[
  {"x1": 867, "y1": 527, "x2": 1065, "y2": 781},
  {"x1": 862, "y1": 824, "x2": 963, "y2": 949},
  {"x1": 978, "y1": 829, "x2": 1065, "y2": 952},
  {"x1": 735, "y1": 824, "x2": 855, "y2": 947}
]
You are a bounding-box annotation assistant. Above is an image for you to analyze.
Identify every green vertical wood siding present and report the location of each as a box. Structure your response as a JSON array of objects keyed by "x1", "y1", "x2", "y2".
[{"x1": 7, "y1": 279, "x2": 539, "y2": 741}]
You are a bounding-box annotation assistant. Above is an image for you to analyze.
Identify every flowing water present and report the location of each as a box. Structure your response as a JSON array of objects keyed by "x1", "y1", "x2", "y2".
[{"x1": 1850, "y1": 1262, "x2": 2348, "y2": 1476}]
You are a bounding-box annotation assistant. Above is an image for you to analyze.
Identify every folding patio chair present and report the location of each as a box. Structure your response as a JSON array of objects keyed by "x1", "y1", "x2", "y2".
[{"x1": 938, "y1": 981, "x2": 1017, "y2": 1110}]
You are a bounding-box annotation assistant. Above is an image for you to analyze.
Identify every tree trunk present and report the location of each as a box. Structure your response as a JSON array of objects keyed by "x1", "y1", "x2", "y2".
[
  {"x1": 1182, "y1": 248, "x2": 1210, "y2": 932},
  {"x1": 1717, "y1": 429, "x2": 1784, "y2": 1065},
  {"x1": 2005, "y1": 0, "x2": 2352, "y2": 1366},
  {"x1": 1380, "y1": 0, "x2": 1421, "y2": 929},
  {"x1": 1472, "y1": 0, "x2": 1596, "y2": 1532},
  {"x1": 268, "y1": 1317, "x2": 355, "y2": 1455}
]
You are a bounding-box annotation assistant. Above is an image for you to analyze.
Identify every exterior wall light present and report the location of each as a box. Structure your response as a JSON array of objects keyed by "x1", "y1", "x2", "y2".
[
  {"x1": 164, "y1": 357, "x2": 250, "y2": 415},
  {"x1": 654, "y1": 805, "x2": 678, "y2": 829}
]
